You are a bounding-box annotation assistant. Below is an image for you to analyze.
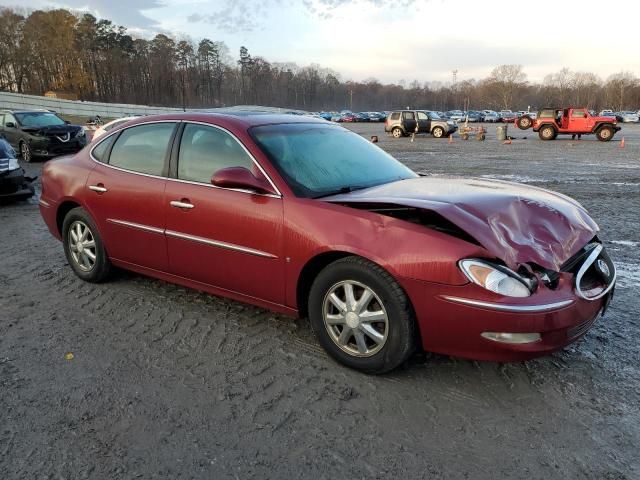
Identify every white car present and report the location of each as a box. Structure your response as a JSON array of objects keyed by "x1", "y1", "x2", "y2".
[
  {"x1": 618, "y1": 111, "x2": 639, "y2": 123},
  {"x1": 599, "y1": 110, "x2": 615, "y2": 117},
  {"x1": 91, "y1": 116, "x2": 139, "y2": 140}
]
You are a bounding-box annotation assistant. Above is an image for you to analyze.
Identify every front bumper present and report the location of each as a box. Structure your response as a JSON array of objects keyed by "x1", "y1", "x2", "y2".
[
  {"x1": 29, "y1": 137, "x2": 86, "y2": 158},
  {"x1": 0, "y1": 168, "x2": 35, "y2": 200},
  {"x1": 401, "y1": 272, "x2": 613, "y2": 362}
]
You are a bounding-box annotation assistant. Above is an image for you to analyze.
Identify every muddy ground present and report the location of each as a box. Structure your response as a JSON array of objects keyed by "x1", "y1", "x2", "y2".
[{"x1": 1, "y1": 122, "x2": 639, "y2": 479}]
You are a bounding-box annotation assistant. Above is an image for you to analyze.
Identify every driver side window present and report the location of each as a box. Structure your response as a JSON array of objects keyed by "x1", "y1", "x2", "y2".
[{"x1": 178, "y1": 124, "x2": 254, "y2": 184}]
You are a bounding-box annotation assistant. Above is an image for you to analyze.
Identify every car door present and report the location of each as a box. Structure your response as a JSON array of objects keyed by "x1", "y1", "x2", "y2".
[
  {"x1": 164, "y1": 122, "x2": 285, "y2": 304},
  {"x1": 84, "y1": 121, "x2": 177, "y2": 272},
  {"x1": 402, "y1": 111, "x2": 417, "y2": 133},
  {"x1": 568, "y1": 109, "x2": 589, "y2": 132},
  {"x1": 416, "y1": 111, "x2": 431, "y2": 133}
]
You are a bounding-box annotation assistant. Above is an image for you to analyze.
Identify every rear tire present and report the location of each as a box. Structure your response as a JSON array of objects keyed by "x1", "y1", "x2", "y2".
[
  {"x1": 62, "y1": 207, "x2": 112, "y2": 283},
  {"x1": 596, "y1": 126, "x2": 614, "y2": 142},
  {"x1": 516, "y1": 115, "x2": 532, "y2": 130},
  {"x1": 308, "y1": 256, "x2": 417, "y2": 374},
  {"x1": 538, "y1": 125, "x2": 556, "y2": 140},
  {"x1": 391, "y1": 127, "x2": 404, "y2": 138}
]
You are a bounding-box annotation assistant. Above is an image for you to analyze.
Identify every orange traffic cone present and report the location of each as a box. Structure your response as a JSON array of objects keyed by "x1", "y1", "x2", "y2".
[
  {"x1": 620, "y1": 137, "x2": 625, "y2": 148},
  {"x1": 448, "y1": 134, "x2": 453, "y2": 144}
]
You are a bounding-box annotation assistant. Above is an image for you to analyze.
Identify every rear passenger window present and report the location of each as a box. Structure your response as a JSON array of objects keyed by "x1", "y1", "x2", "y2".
[
  {"x1": 92, "y1": 135, "x2": 116, "y2": 163},
  {"x1": 402, "y1": 112, "x2": 415, "y2": 120},
  {"x1": 108, "y1": 123, "x2": 176, "y2": 176},
  {"x1": 390, "y1": 112, "x2": 400, "y2": 121},
  {"x1": 178, "y1": 123, "x2": 254, "y2": 184}
]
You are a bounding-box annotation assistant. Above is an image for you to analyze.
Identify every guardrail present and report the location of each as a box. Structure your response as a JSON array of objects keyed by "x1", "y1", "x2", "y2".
[{"x1": 0, "y1": 92, "x2": 308, "y2": 118}]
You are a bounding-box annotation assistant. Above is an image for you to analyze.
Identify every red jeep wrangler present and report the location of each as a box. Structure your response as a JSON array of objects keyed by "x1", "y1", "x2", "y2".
[{"x1": 517, "y1": 107, "x2": 621, "y2": 141}]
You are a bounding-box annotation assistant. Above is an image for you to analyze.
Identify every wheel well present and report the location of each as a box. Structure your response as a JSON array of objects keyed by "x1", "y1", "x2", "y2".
[
  {"x1": 539, "y1": 123, "x2": 557, "y2": 131},
  {"x1": 594, "y1": 122, "x2": 613, "y2": 132},
  {"x1": 56, "y1": 201, "x2": 81, "y2": 235},
  {"x1": 296, "y1": 251, "x2": 355, "y2": 318}
]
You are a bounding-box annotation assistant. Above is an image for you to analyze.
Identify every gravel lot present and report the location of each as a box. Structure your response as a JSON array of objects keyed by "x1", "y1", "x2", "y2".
[{"x1": 1, "y1": 122, "x2": 639, "y2": 479}]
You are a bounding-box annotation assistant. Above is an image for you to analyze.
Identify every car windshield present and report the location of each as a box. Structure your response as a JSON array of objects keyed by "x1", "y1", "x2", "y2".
[
  {"x1": 15, "y1": 112, "x2": 66, "y2": 128},
  {"x1": 251, "y1": 123, "x2": 417, "y2": 198}
]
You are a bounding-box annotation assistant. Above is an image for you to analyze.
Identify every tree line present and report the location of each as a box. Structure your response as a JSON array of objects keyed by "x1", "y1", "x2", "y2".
[{"x1": 1, "y1": 8, "x2": 639, "y2": 112}]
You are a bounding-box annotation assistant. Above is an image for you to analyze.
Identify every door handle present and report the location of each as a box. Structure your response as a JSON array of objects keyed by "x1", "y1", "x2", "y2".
[
  {"x1": 89, "y1": 184, "x2": 107, "y2": 193},
  {"x1": 170, "y1": 200, "x2": 195, "y2": 209}
]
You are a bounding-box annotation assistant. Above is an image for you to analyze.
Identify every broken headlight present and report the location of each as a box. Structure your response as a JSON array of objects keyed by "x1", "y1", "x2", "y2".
[{"x1": 459, "y1": 259, "x2": 533, "y2": 297}]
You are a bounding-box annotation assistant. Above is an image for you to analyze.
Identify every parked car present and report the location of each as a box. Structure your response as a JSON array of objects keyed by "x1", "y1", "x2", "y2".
[
  {"x1": 464, "y1": 111, "x2": 482, "y2": 122},
  {"x1": 499, "y1": 110, "x2": 517, "y2": 123},
  {"x1": 318, "y1": 112, "x2": 333, "y2": 121},
  {"x1": 445, "y1": 110, "x2": 465, "y2": 122},
  {"x1": 353, "y1": 112, "x2": 370, "y2": 122},
  {"x1": 0, "y1": 109, "x2": 87, "y2": 162},
  {"x1": 518, "y1": 107, "x2": 620, "y2": 141},
  {"x1": 482, "y1": 110, "x2": 500, "y2": 122},
  {"x1": 385, "y1": 110, "x2": 457, "y2": 138},
  {"x1": 340, "y1": 113, "x2": 357, "y2": 122},
  {"x1": 599, "y1": 110, "x2": 615, "y2": 117},
  {"x1": 0, "y1": 136, "x2": 35, "y2": 201},
  {"x1": 39, "y1": 113, "x2": 616, "y2": 373},
  {"x1": 617, "y1": 111, "x2": 639, "y2": 123},
  {"x1": 92, "y1": 116, "x2": 139, "y2": 141}
]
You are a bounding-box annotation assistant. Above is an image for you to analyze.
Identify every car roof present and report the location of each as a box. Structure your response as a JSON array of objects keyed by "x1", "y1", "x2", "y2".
[
  {"x1": 0, "y1": 108, "x2": 54, "y2": 113},
  {"x1": 120, "y1": 111, "x2": 328, "y2": 129}
]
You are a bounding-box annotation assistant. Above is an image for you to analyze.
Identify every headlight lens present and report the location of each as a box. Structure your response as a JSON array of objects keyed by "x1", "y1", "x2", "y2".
[
  {"x1": 75, "y1": 129, "x2": 86, "y2": 139},
  {"x1": 459, "y1": 259, "x2": 531, "y2": 297},
  {"x1": 8, "y1": 157, "x2": 19, "y2": 171}
]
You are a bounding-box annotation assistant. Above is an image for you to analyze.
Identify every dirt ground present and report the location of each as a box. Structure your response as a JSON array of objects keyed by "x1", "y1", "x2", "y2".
[{"x1": 1, "y1": 121, "x2": 639, "y2": 479}]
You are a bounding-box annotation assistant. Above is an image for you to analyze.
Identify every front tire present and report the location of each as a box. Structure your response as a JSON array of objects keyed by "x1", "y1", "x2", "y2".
[
  {"x1": 539, "y1": 125, "x2": 556, "y2": 140},
  {"x1": 432, "y1": 126, "x2": 445, "y2": 138},
  {"x1": 596, "y1": 126, "x2": 614, "y2": 142},
  {"x1": 19, "y1": 141, "x2": 32, "y2": 163},
  {"x1": 62, "y1": 207, "x2": 112, "y2": 283},
  {"x1": 308, "y1": 257, "x2": 417, "y2": 374}
]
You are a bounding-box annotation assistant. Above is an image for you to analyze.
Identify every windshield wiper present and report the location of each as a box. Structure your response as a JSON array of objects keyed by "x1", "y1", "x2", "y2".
[{"x1": 312, "y1": 185, "x2": 369, "y2": 199}]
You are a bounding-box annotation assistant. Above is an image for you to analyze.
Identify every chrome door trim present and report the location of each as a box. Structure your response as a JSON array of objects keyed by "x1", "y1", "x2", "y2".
[
  {"x1": 89, "y1": 119, "x2": 283, "y2": 199},
  {"x1": 165, "y1": 229, "x2": 278, "y2": 259},
  {"x1": 106, "y1": 218, "x2": 164, "y2": 235},
  {"x1": 441, "y1": 296, "x2": 575, "y2": 313}
]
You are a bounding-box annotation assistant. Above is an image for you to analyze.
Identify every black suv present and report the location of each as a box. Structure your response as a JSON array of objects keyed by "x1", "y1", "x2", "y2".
[{"x1": 0, "y1": 109, "x2": 87, "y2": 162}]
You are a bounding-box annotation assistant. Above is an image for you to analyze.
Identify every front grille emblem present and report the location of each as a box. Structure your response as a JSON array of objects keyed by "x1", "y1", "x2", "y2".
[
  {"x1": 55, "y1": 133, "x2": 71, "y2": 143},
  {"x1": 596, "y1": 259, "x2": 611, "y2": 280}
]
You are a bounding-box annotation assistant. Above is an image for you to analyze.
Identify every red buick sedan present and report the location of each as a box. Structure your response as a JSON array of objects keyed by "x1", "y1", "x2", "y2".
[{"x1": 39, "y1": 113, "x2": 616, "y2": 373}]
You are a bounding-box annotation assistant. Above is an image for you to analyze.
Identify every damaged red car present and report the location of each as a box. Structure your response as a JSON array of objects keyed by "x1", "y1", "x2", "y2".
[{"x1": 39, "y1": 113, "x2": 616, "y2": 373}]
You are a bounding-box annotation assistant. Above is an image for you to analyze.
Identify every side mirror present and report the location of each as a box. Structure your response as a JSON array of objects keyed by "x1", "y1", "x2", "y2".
[
  {"x1": 5, "y1": 122, "x2": 15, "y2": 128},
  {"x1": 211, "y1": 167, "x2": 275, "y2": 195}
]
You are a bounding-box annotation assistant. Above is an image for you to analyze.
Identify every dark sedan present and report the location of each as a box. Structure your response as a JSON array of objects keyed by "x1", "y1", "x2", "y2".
[{"x1": 40, "y1": 113, "x2": 616, "y2": 373}]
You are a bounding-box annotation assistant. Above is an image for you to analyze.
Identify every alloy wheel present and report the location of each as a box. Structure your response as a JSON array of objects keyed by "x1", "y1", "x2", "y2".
[
  {"x1": 20, "y1": 142, "x2": 31, "y2": 162},
  {"x1": 322, "y1": 280, "x2": 389, "y2": 357},
  {"x1": 68, "y1": 220, "x2": 97, "y2": 272}
]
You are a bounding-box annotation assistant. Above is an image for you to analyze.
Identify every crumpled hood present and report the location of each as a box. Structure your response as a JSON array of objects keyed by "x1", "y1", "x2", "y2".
[{"x1": 323, "y1": 176, "x2": 599, "y2": 271}]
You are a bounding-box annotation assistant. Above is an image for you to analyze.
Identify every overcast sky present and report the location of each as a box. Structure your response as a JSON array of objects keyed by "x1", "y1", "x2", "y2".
[{"x1": 8, "y1": 0, "x2": 640, "y2": 84}]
